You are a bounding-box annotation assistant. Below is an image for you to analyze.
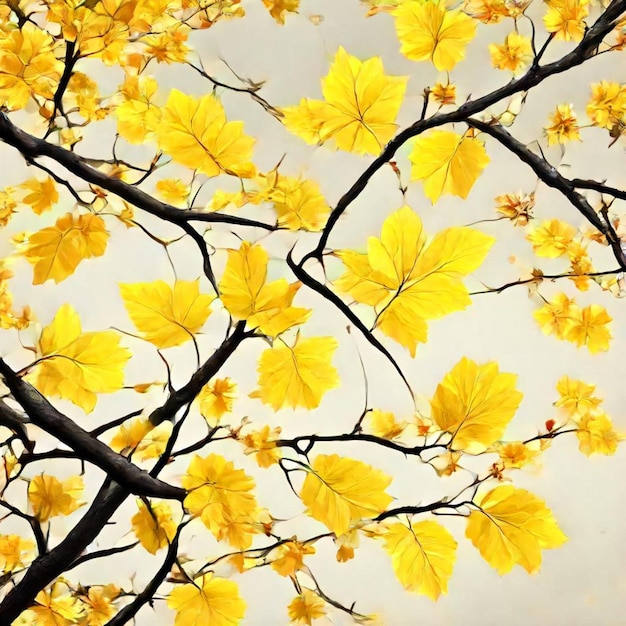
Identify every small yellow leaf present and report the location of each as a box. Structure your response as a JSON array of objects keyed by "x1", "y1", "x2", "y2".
[
  {"x1": 219, "y1": 242, "x2": 311, "y2": 337},
  {"x1": 262, "y1": 0, "x2": 300, "y2": 24},
  {"x1": 287, "y1": 589, "x2": 326, "y2": 625},
  {"x1": 252, "y1": 335, "x2": 339, "y2": 410},
  {"x1": 197, "y1": 377, "x2": 237, "y2": 424},
  {"x1": 19, "y1": 177, "x2": 59, "y2": 214},
  {"x1": 167, "y1": 573, "x2": 246, "y2": 626},
  {"x1": 281, "y1": 47, "x2": 407, "y2": 155},
  {"x1": 157, "y1": 89, "x2": 256, "y2": 178},
  {"x1": 576, "y1": 411, "x2": 622, "y2": 456},
  {"x1": 431, "y1": 357, "x2": 523, "y2": 452},
  {"x1": 182, "y1": 454, "x2": 258, "y2": 549},
  {"x1": 131, "y1": 499, "x2": 177, "y2": 554},
  {"x1": 300, "y1": 454, "x2": 393, "y2": 535},
  {"x1": 394, "y1": 2, "x2": 476, "y2": 71},
  {"x1": 409, "y1": 131, "x2": 489, "y2": 202},
  {"x1": 28, "y1": 474, "x2": 84, "y2": 522},
  {"x1": 383, "y1": 521, "x2": 457, "y2": 600},
  {"x1": 22, "y1": 213, "x2": 109, "y2": 284},
  {"x1": 26, "y1": 304, "x2": 131, "y2": 413},
  {"x1": 466, "y1": 485, "x2": 567, "y2": 574},
  {"x1": 119, "y1": 279, "x2": 213, "y2": 348}
]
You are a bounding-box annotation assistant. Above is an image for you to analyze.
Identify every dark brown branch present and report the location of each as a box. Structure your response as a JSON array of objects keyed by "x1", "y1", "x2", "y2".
[
  {"x1": 0, "y1": 112, "x2": 277, "y2": 232},
  {"x1": 67, "y1": 542, "x2": 139, "y2": 571},
  {"x1": 571, "y1": 178, "x2": 626, "y2": 201},
  {"x1": 376, "y1": 499, "x2": 470, "y2": 522},
  {"x1": 105, "y1": 526, "x2": 183, "y2": 626},
  {"x1": 0, "y1": 398, "x2": 33, "y2": 451},
  {"x1": 470, "y1": 269, "x2": 622, "y2": 295},
  {"x1": 305, "y1": 0, "x2": 626, "y2": 261},
  {"x1": 0, "y1": 359, "x2": 185, "y2": 501},
  {"x1": 0, "y1": 500, "x2": 47, "y2": 556},
  {"x1": 467, "y1": 119, "x2": 626, "y2": 270},
  {"x1": 148, "y1": 322, "x2": 248, "y2": 426}
]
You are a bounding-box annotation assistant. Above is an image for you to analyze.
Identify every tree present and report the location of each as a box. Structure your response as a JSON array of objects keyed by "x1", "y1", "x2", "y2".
[{"x1": 0, "y1": 0, "x2": 624, "y2": 623}]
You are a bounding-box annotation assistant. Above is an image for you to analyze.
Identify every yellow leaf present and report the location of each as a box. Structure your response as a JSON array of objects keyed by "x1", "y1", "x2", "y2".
[
  {"x1": 119, "y1": 279, "x2": 214, "y2": 348},
  {"x1": 110, "y1": 417, "x2": 172, "y2": 461},
  {"x1": 241, "y1": 425, "x2": 282, "y2": 468},
  {"x1": 19, "y1": 177, "x2": 59, "y2": 214},
  {"x1": 197, "y1": 377, "x2": 237, "y2": 424},
  {"x1": 465, "y1": 485, "x2": 567, "y2": 574},
  {"x1": 219, "y1": 241, "x2": 311, "y2": 337},
  {"x1": 564, "y1": 304, "x2": 612, "y2": 354},
  {"x1": 26, "y1": 304, "x2": 131, "y2": 413},
  {"x1": 182, "y1": 454, "x2": 258, "y2": 549},
  {"x1": 409, "y1": 131, "x2": 489, "y2": 202},
  {"x1": 157, "y1": 89, "x2": 256, "y2": 178},
  {"x1": 262, "y1": 0, "x2": 300, "y2": 24},
  {"x1": 287, "y1": 589, "x2": 326, "y2": 625},
  {"x1": 431, "y1": 357, "x2": 523, "y2": 452},
  {"x1": 114, "y1": 74, "x2": 162, "y2": 144},
  {"x1": 335, "y1": 206, "x2": 494, "y2": 356},
  {"x1": 365, "y1": 409, "x2": 406, "y2": 439},
  {"x1": 131, "y1": 499, "x2": 177, "y2": 554},
  {"x1": 22, "y1": 213, "x2": 109, "y2": 284},
  {"x1": 30, "y1": 582, "x2": 86, "y2": 626},
  {"x1": 527, "y1": 219, "x2": 576, "y2": 258},
  {"x1": 167, "y1": 573, "x2": 246, "y2": 626},
  {"x1": 300, "y1": 454, "x2": 393, "y2": 535},
  {"x1": 77, "y1": 585, "x2": 120, "y2": 626},
  {"x1": 252, "y1": 335, "x2": 339, "y2": 410},
  {"x1": 393, "y1": 2, "x2": 476, "y2": 71},
  {"x1": 382, "y1": 521, "x2": 457, "y2": 600},
  {"x1": 281, "y1": 47, "x2": 407, "y2": 155},
  {"x1": 270, "y1": 540, "x2": 315, "y2": 577},
  {"x1": 0, "y1": 535, "x2": 34, "y2": 573},
  {"x1": 554, "y1": 376, "x2": 602, "y2": 416},
  {"x1": 28, "y1": 474, "x2": 84, "y2": 522}
]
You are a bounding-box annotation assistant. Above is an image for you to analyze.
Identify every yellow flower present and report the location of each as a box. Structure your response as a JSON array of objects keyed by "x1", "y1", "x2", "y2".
[
  {"x1": 495, "y1": 191, "x2": 535, "y2": 226},
  {"x1": 496, "y1": 441, "x2": 540, "y2": 469},
  {"x1": 0, "y1": 189, "x2": 16, "y2": 227},
  {"x1": 0, "y1": 535, "x2": 34, "y2": 573},
  {"x1": 576, "y1": 411, "x2": 622, "y2": 456},
  {"x1": 554, "y1": 376, "x2": 602, "y2": 417},
  {"x1": 431, "y1": 82, "x2": 456, "y2": 105},
  {"x1": 567, "y1": 242, "x2": 593, "y2": 291},
  {"x1": 28, "y1": 474, "x2": 85, "y2": 522},
  {"x1": 533, "y1": 292, "x2": 575, "y2": 339},
  {"x1": 527, "y1": 219, "x2": 576, "y2": 257},
  {"x1": 586, "y1": 81, "x2": 626, "y2": 132},
  {"x1": 287, "y1": 589, "x2": 326, "y2": 625},
  {"x1": 545, "y1": 103, "x2": 581, "y2": 145},
  {"x1": 489, "y1": 32, "x2": 532, "y2": 73},
  {"x1": 271, "y1": 540, "x2": 316, "y2": 577},
  {"x1": 241, "y1": 425, "x2": 282, "y2": 468},
  {"x1": 564, "y1": 304, "x2": 612, "y2": 354},
  {"x1": 543, "y1": 0, "x2": 589, "y2": 41}
]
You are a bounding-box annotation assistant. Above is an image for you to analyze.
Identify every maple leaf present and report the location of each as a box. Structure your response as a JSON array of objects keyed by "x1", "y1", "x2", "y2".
[
  {"x1": 526, "y1": 219, "x2": 576, "y2": 257},
  {"x1": 109, "y1": 417, "x2": 172, "y2": 460},
  {"x1": 564, "y1": 304, "x2": 612, "y2": 354},
  {"x1": 431, "y1": 357, "x2": 523, "y2": 452},
  {"x1": 335, "y1": 206, "x2": 494, "y2": 356},
  {"x1": 281, "y1": 47, "x2": 407, "y2": 155},
  {"x1": 466, "y1": 485, "x2": 567, "y2": 574},
  {"x1": 114, "y1": 74, "x2": 162, "y2": 144},
  {"x1": 393, "y1": 2, "x2": 476, "y2": 71},
  {"x1": 28, "y1": 474, "x2": 85, "y2": 522},
  {"x1": 382, "y1": 521, "x2": 457, "y2": 600},
  {"x1": 157, "y1": 89, "x2": 256, "y2": 178},
  {"x1": 22, "y1": 213, "x2": 109, "y2": 284},
  {"x1": 19, "y1": 177, "x2": 59, "y2": 214},
  {"x1": 409, "y1": 131, "x2": 490, "y2": 202},
  {"x1": 300, "y1": 454, "x2": 393, "y2": 535},
  {"x1": 182, "y1": 454, "x2": 259, "y2": 549},
  {"x1": 26, "y1": 304, "x2": 131, "y2": 413},
  {"x1": 167, "y1": 573, "x2": 246, "y2": 626},
  {"x1": 197, "y1": 377, "x2": 237, "y2": 424},
  {"x1": 218, "y1": 241, "x2": 311, "y2": 337},
  {"x1": 131, "y1": 499, "x2": 177, "y2": 555},
  {"x1": 30, "y1": 582, "x2": 86, "y2": 626},
  {"x1": 252, "y1": 335, "x2": 339, "y2": 410},
  {"x1": 119, "y1": 279, "x2": 214, "y2": 348},
  {"x1": 77, "y1": 584, "x2": 121, "y2": 626}
]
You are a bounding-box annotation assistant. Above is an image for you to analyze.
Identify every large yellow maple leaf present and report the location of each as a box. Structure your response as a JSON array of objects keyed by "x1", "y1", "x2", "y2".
[
  {"x1": 22, "y1": 213, "x2": 109, "y2": 284},
  {"x1": 393, "y1": 2, "x2": 476, "y2": 71},
  {"x1": 409, "y1": 131, "x2": 490, "y2": 202},
  {"x1": 382, "y1": 521, "x2": 457, "y2": 600},
  {"x1": 335, "y1": 206, "x2": 494, "y2": 356},
  {"x1": 182, "y1": 454, "x2": 259, "y2": 549},
  {"x1": 252, "y1": 335, "x2": 339, "y2": 410},
  {"x1": 300, "y1": 454, "x2": 393, "y2": 536},
  {"x1": 157, "y1": 89, "x2": 256, "y2": 178},
  {"x1": 219, "y1": 241, "x2": 310, "y2": 337},
  {"x1": 465, "y1": 485, "x2": 567, "y2": 574},
  {"x1": 119, "y1": 279, "x2": 214, "y2": 348},
  {"x1": 26, "y1": 304, "x2": 131, "y2": 413},
  {"x1": 281, "y1": 47, "x2": 407, "y2": 155},
  {"x1": 167, "y1": 573, "x2": 246, "y2": 626},
  {"x1": 431, "y1": 357, "x2": 523, "y2": 452}
]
